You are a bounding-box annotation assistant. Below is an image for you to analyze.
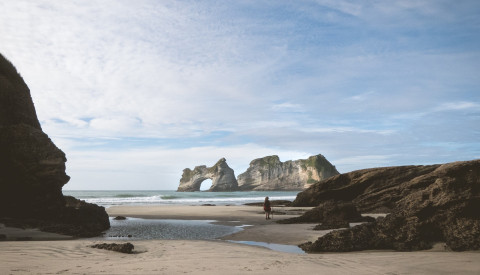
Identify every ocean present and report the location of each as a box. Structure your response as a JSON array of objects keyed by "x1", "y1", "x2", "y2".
[
  {"x1": 62, "y1": 190, "x2": 299, "y2": 208},
  {"x1": 64, "y1": 190, "x2": 305, "y2": 253}
]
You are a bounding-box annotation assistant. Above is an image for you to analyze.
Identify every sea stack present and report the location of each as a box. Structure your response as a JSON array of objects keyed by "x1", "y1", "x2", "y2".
[
  {"x1": 0, "y1": 53, "x2": 109, "y2": 236},
  {"x1": 237, "y1": 154, "x2": 339, "y2": 191}
]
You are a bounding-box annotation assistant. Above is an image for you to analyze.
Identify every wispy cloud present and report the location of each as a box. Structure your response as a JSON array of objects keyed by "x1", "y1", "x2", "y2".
[
  {"x1": 434, "y1": 101, "x2": 480, "y2": 112},
  {"x1": 1, "y1": 0, "x2": 479, "y2": 189}
]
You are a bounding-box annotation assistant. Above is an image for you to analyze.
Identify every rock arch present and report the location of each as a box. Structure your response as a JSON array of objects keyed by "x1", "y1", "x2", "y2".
[
  {"x1": 199, "y1": 178, "x2": 213, "y2": 191},
  {"x1": 177, "y1": 158, "x2": 238, "y2": 192}
]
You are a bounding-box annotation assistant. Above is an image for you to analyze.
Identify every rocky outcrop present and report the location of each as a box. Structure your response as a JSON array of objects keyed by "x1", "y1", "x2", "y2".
[
  {"x1": 91, "y1": 243, "x2": 135, "y2": 254},
  {"x1": 59, "y1": 196, "x2": 110, "y2": 237},
  {"x1": 237, "y1": 154, "x2": 339, "y2": 191},
  {"x1": 278, "y1": 200, "x2": 373, "y2": 228},
  {"x1": 177, "y1": 158, "x2": 238, "y2": 192},
  {"x1": 295, "y1": 159, "x2": 480, "y2": 252},
  {"x1": 292, "y1": 164, "x2": 441, "y2": 212},
  {"x1": 0, "y1": 53, "x2": 109, "y2": 236}
]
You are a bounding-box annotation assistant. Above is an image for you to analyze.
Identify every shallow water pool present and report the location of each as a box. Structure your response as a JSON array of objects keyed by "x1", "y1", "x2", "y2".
[
  {"x1": 90, "y1": 217, "x2": 304, "y2": 254},
  {"x1": 92, "y1": 217, "x2": 241, "y2": 240}
]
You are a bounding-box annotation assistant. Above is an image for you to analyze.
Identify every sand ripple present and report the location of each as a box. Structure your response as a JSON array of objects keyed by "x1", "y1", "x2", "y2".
[{"x1": 2, "y1": 240, "x2": 480, "y2": 274}]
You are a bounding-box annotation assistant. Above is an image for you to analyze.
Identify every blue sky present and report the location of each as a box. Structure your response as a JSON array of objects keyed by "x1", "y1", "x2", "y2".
[{"x1": 1, "y1": 0, "x2": 479, "y2": 190}]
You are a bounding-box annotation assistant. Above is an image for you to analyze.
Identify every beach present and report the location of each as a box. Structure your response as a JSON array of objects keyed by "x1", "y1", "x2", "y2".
[{"x1": 1, "y1": 204, "x2": 480, "y2": 274}]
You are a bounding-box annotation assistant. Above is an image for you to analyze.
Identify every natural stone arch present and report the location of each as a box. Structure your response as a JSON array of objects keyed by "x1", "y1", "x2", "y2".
[
  {"x1": 191, "y1": 176, "x2": 212, "y2": 191},
  {"x1": 199, "y1": 178, "x2": 213, "y2": 191},
  {"x1": 177, "y1": 158, "x2": 238, "y2": 192}
]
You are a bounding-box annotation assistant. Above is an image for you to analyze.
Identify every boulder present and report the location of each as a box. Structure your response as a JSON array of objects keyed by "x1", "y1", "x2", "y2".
[{"x1": 90, "y1": 243, "x2": 135, "y2": 254}]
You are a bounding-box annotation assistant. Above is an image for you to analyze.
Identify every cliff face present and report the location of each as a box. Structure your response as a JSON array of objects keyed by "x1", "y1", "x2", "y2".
[
  {"x1": 0, "y1": 54, "x2": 109, "y2": 236},
  {"x1": 177, "y1": 158, "x2": 238, "y2": 192},
  {"x1": 292, "y1": 159, "x2": 480, "y2": 252},
  {"x1": 237, "y1": 154, "x2": 339, "y2": 191},
  {"x1": 0, "y1": 54, "x2": 69, "y2": 217},
  {"x1": 0, "y1": 55, "x2": 41, "y2": 130}
]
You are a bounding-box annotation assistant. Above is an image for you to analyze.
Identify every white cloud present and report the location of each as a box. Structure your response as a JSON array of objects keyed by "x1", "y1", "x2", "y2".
[
  {"x1": 271, "y1": 102, "x2": 304, "y2": 112},
  {"x1": 434, "y1": 101, "x2": 480, "y2": 112},
  {"x1": 346, "y1": 91, "x2": 376, "y2": 102},
  {"x1": 1, "y1": 0, "x2": 479, "y2": 189}
]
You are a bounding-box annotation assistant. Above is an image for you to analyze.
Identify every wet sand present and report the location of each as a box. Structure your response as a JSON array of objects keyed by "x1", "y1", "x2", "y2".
[
  {"x1": 1, "y1": 205, "x2": 479, "y2": 274},
  {"x1": 106, "y1": 205, "x2": 323, "y2": 245}
]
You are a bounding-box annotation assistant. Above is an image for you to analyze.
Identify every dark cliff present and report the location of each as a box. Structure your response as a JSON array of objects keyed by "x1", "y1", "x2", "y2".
[
  {"x1": 291, "y1": 159, "x2": 480, "y2": 252},
  {"x1": 0, "y1": 54, "x2": 109, "y2": 236},
  {"x1": 292, "y1": 164, "x2": 441, "y2": 212}
]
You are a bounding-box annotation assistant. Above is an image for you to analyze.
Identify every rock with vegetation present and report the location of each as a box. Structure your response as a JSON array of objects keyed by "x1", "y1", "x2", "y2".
[
  {"x1": 0, "y1": 53, "x2": 109, "y2": 237},
  {"x1": 177, "y1": 158, "x2": 238, "y2": 192},
  {"x1": 298, "y1": 159, "x2": 480, "y2": 252},
  {"x1": 237, "y1": 154, "x2": 339, "y2": 191}
]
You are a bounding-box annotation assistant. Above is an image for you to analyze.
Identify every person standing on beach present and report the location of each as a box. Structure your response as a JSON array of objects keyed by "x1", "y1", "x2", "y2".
[{"x1": 264, "y1": 197, "x2": 272, "y2": 219}]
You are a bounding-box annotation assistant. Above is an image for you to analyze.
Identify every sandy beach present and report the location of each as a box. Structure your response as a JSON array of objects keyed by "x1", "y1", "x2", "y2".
[{"x1": 1, "y1": 205, "x2": 480, "y2": 274}]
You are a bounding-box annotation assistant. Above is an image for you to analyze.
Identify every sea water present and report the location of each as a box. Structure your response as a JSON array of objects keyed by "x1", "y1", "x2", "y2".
[
  {"x1": 65, "y1": 190, "x2": 303, "y2": 253},
  {"x1": 94, "y1": 217, "x2": 242, "y2": 241},
  {"x1": 63, "y1": 190, "x2": 299, "y2": 208}
]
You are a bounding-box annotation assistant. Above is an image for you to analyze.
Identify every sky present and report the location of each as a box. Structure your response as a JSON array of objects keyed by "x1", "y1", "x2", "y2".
[{"x1": 1, "y1": 0, "x2": 479, "y2": 190}]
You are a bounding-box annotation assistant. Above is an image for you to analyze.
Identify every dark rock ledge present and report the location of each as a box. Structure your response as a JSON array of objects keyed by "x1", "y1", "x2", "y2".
[
  {"x1": 278, "y1": 200, "x2": 374, "y2": 230},
  {"x1": 283, "y1": 159, "x2": 480, "y2": 252}
]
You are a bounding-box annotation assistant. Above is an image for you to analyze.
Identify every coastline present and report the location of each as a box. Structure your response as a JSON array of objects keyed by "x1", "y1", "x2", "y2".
[
  {"x1": 1, "y1": 204, "x2": 480, "y2": 274},
  {"x1": 106, "y1": 205, "x2": 322, "y2": 245}
]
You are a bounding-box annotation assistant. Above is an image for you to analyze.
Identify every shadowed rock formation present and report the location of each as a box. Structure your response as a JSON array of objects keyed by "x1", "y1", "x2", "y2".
[
  {"x1": 277, "y1": 200, "x2": 374, "y2": 229},
  {"x1": 237, "y1": 154, "x2": 339, "y2": 191},
  {"x1": 177, "y1": 158, "x2": 238, "y2": 192},
  {"x1": 292, "y1": 164, "x2": 441, "y2": 212},
  {"x1": 0, "y1": 54, "x2": 109, "y2": 237},
  {"x1": 295, "y1": 159, "x2": 480, "y2": 252}
]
